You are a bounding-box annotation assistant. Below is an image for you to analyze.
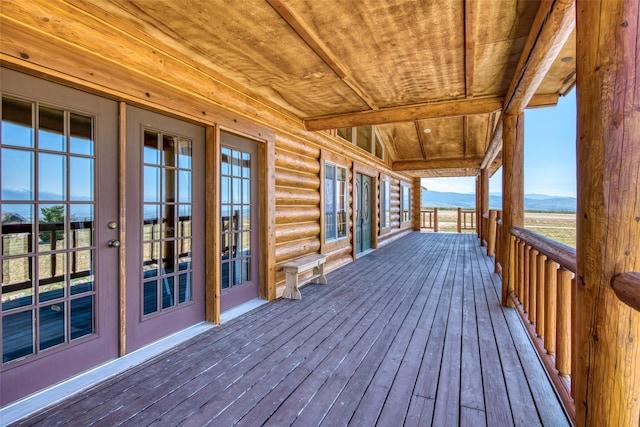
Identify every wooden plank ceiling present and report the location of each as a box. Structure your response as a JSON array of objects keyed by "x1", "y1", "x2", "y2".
[{"x1": 59, "y1": 0, "x2": 576, "y2": 177}]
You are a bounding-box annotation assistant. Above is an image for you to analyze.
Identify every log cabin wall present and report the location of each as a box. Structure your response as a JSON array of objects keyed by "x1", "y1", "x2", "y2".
[{"x1": 0, "y1": 2, "x2": 419, "y2": 302}]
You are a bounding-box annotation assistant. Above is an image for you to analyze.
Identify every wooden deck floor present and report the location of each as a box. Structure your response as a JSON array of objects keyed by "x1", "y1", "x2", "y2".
[{"x1": 14, "y1": 233, "x2": 569, "y2": 427}]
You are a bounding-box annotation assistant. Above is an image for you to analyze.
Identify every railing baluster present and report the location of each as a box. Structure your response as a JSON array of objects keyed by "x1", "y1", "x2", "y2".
[
  {"x1": 524, "y1": 245, "x2": 531, "y2": 314},
  {"x1": 508, "y1": 226, "x2": 575, "y2": 419},
  {"x1": 487, "y1": 210, "x2": 497, "y2": 256},
  {"x1": 536, "y1": 253, "x2": 546, "y2": 338},
  {"x1": 508, "y1": 235, "x2": 516, "y2": 298},
  {"x1": 518, "y1": 239, "x2": 525, "y2": 304},
  {"x1": 556, "y1": 267, "x2": 572, "y2": 377},
  {"x1": 544, "y1": 259, "x2": 558, "y2": 355},
  {"x1": 529, "y1": 248, "x2": 538, "y2": 323}
]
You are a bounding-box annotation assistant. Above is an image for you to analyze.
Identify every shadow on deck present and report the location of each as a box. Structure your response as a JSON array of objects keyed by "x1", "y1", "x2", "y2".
[{"x1": 13, "y1": 232, "x2": 569, "y2": 426}]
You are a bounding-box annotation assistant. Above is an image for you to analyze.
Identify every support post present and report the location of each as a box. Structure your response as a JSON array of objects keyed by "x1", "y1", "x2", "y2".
[
  {"x1": 433, "y1": 207, "x2": 439, "y2": 232},
  {"x1": 575, "y1": 1, "x2": 640, "y2": 424},
  {"x1": 475, "y1": 177, "x2": 481, "y2": 237},
  {"x1": 480, "y1": 167, "x2": 489, "y2": 246},
  {"x1": 412, "y1": 177, "x2": 422, "y2": 231},
  {"x1": 501, "y1": 113, "x2": 524, "y2": 306}
]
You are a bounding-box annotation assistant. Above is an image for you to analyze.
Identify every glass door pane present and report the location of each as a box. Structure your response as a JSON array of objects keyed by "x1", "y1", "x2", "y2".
[
  {"x1": 141, "y1": 131, "x2": 193, "y2": 316},
  {"x1": 1, "y1": 97, "x2": 97, "y2": 364}
]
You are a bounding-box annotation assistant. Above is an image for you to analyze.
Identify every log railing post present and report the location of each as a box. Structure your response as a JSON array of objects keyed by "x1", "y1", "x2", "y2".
[
  {"x1": 433, "y1": 207, "x2": 438, "y2": 232},
  {"x1": 556, "y1": 267, "x2": 572, "y2": 377},
  {"x1": 457, "y1": 207, "x2": 462, "y2": 233},
  {"x1": 487, "y1": 209, "x2": 497, "y2": 256}
]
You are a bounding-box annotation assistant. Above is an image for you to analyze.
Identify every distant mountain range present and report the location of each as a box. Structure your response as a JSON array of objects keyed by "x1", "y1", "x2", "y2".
[{"x1": 422, "y1": 189, "x2": 576, "y2": 212}]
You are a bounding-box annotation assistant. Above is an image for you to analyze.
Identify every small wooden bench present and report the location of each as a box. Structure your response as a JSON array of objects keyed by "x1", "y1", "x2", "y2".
[{"x1": 282, "y1": 254, "x2": 327, "y2": 300}]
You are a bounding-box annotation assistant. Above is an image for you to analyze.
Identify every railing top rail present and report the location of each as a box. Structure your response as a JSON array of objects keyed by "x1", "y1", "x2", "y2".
[
  {"x1": 612, "y1": 272, "x2": 640, "y2": 312},
  {"x1": 511, "y1": 226, "x2": 576, "y2": 272}
]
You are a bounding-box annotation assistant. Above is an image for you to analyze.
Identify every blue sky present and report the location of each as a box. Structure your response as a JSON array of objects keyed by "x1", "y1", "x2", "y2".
[{"x1": 422, "y1": 89, "x2": 577, "y2": 197}]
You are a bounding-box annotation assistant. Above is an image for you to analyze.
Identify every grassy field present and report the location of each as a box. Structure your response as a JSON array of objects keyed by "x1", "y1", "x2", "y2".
[{"x1": 423, "y1": 208, "x2": 576, "y2": 248}]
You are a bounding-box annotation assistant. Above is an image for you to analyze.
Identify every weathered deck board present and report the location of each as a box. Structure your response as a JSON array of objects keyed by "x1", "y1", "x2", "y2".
[{"x1": 14, "y1": 233, "x2": 569, "y2": 427}]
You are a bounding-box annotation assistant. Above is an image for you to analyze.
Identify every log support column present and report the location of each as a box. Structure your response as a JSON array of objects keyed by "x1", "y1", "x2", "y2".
[
  {"x1": 412, "y1": 177, "x2": 422, "y2": 231},
  {"x1": 479, "y1": 167, "x2": 489, "y2": 247},
  {"x1": 500, "y1": 113, "x2": 524, "y2": 307},
  {"x1": 575, "y1": 0, "x2": 640, "y2": 424}
]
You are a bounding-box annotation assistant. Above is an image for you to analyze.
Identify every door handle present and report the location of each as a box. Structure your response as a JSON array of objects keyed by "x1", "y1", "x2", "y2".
[{"x1": 108, "y1": 239, "x2": 121, "y2": 248}]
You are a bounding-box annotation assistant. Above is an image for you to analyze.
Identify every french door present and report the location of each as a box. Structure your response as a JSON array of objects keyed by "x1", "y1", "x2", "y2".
[
  {"x1": 355, "y1": 173, "x2": 372, "y2": 255},
  {"x1": 125, "y1": 107, "x2": 205, "y2": 351},
  {"x1": 0, "y1": 69, "x2": 119, "y2": 405},
  {"x1": 220, "y1": 131, "x2": 259, "y2": 312}
]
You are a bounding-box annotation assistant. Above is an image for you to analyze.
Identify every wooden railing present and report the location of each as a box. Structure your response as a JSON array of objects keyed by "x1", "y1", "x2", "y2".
[
  {"x1": 1, "y1": 221, "x2": 94, "y2": 295},
  {"x1": 457, "y1": 208, "x2": 475, "y2": 232},
  {"x1": 509, "y1": 226, "x2": 576, "y2": 421},
  {"x1": 420, "y1": 208, "x2": 438, "y2": 231}
]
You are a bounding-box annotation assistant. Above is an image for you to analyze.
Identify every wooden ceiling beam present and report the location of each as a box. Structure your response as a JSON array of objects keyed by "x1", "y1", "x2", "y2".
[
  {"x1": 480, "y1": 120, "x2": 503, "y2": 169},
  {"x1": 414, "y1": 121, "x2": 428, "y2": 160},
  {"x1": 305, "y1": 97, "x2": 503, "y2": 131},
  {"x1": 463, "y1": 116, "x2": 469, "y2": 159},
  {"x1": 528, "y1": 93, "x2": 560, "y2": 108},
  {"x1": 393, "y1": 157, "x2": 483, "y2": 172},
  {"x1": 464, "y1": 0, "x2": 477, "y2": 97},
  {"x1": 481, "y1": 0, "x2": 574, "y2": 169},
  {"x1": 266, "y1": 0, "x2": 378, "y2": 110},
  {"x1": 504, "y1": 0, "x2": 575, "y2": 114}
]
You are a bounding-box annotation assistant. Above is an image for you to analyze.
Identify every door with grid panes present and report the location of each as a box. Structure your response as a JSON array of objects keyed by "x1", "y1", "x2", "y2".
[
  {"x1": 355, "y1": 173, "x2": 372, "y2": 254},
  {"x1": 220, "y1": 131, "x2": 259, "y2": 312},
  {"x1": 0, "y1": 69, "x2": 119, "y2": 405},
  {"x1": 125, "y1": 106, "x2": 204, "y2": 351}
]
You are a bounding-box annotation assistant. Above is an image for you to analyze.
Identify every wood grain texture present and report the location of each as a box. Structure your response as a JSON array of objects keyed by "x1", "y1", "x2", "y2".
[
  {"x1": 205, "y1": 126, "x2": 220, "y2": 324},
  {"x1": 575, "y1": 1, "x2": 640, "y2": 424},
  {"x1": 545, "y1": 259, "x2": 559, "y2": 355},
  {"x1": 501, "y1": 113, "x2": 524, "y2": 305},
  {"x1": 261, "y1": 134, "x2": 278, "y2": 301},
  {"x1": 305, "y1": 97, "x2": 504, "y2": 130},
  {"x1": 511, "y1": 226, "x2": 576, "y2": 272},
  {"x1": 611, "y1": 273, "x2": 640, "y2": 312},
  {"x1": 118, "y1": 101, "x2": 127, "y2": 355},
  {"x1": 504, "y1": 0, "x2": 576, "y2": 114},
  {"x1": 13, "y1": 232, "x2": 556, "y2": 427},
  {"x1": 536, "y1": 253, "x2": 546, "y2": 338}
]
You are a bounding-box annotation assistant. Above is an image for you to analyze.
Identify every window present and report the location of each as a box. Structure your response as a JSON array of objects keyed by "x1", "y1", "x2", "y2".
[
  {"x1": 325, "y1": 163, "x2": 348, "y2": 241},
  {"x1": 381, "y1": 179, "x2": 390, "y2": 228},
  {"x1": 401, "y1": 183, "x2": 411, "y2": 222},
  {"x1": 336, "y1": 126, "x2": 384, "y2": 161}
]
